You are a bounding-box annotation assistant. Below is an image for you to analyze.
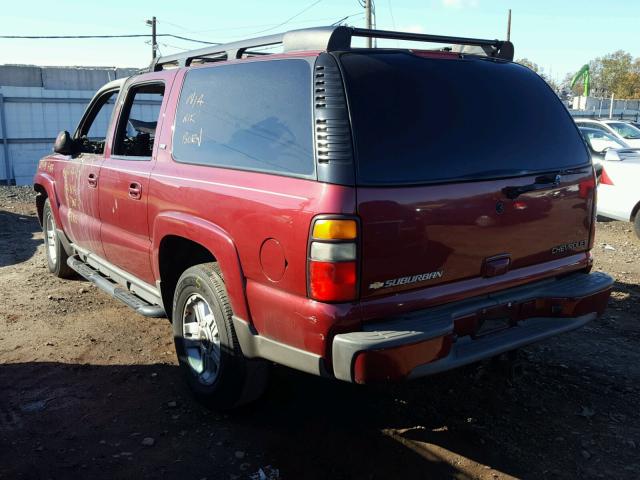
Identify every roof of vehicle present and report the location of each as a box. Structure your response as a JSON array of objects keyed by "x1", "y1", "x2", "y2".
[
  {"x1": 575, "y1": 118, "x2": 637, "y2": 125},
  {"x1": 149, "y1": 25, "x2": 514, "y2": 72},
  {"x1": 96, "y1": 78, "x2": 127, "y2": 95}
]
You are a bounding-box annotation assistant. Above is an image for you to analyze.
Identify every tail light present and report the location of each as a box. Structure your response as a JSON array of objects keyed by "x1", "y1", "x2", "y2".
[
  {"x1": 599, "y1": 167, "x2": 614, "y2": 185},
  {"x1": 308, "y1": 218, "x2": 358, "y2": 302},
  {"x1": 586, "y1": 169, "x2": 598, "y2": 250}
]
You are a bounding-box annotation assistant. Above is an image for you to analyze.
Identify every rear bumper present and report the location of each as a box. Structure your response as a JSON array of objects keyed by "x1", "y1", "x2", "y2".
[{"x1": 332, "y1": 271, "x2": 613, "y2": 383}]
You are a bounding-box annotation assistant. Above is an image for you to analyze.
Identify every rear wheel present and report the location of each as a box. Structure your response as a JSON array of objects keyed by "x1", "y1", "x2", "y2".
[
  {"x1": 172, "y1": 262, "x2": 268, "y2": 409},
  {"x1": 42, "y1": 199, "x2": 74, "y2": 278},
  {"x1": 634, "y1": 214, "x2": 640, "y2": 240}
]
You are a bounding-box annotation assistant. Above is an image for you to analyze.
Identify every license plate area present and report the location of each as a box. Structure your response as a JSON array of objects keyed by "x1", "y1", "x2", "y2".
[
  {"x1": 474, "y1": 317, "x2": 511, "y2": 338},
  {"x1": 454, "y1": 304, "x2": 518, "y2": 338}
]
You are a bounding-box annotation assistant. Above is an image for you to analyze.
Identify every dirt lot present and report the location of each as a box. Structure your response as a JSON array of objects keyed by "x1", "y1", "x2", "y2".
[{"x1": 1, "y1": 185, "x2": 639, "y2": 480}]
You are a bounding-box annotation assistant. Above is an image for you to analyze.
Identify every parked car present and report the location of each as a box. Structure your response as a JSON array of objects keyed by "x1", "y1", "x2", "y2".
[
  {"x1": 587, "y1": 148, "x2": 640, "y2": 239},
  {"x1": 33, "y1": 26, "x2": 613, "y2": 409},
  {"x1": 577, "y1": 127, "x2": 640, "y2": 236},
  {"x1": 574, "y1": 118, "x2": 640, "y2": 148},
  {"x1": 578, "y1": 127, "x2": 640, "y2": 164}
]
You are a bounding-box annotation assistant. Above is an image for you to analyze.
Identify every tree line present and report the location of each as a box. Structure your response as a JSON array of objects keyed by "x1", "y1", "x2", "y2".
[{"x1": 517, "y1": 51, "x2": 640, "y2": 99}]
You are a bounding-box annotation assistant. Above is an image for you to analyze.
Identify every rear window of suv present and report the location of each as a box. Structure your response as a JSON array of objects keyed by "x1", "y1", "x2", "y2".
[
  {"x1": 173, "y1": 59, "x2": 314, "y2": 177},
  {"x1": 339, "y1": 52, "x2": 589, "y2": 185}
]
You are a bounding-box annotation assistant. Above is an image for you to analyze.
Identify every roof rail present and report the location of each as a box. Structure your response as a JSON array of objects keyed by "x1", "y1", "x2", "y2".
[{"x1": 150, "y1": 26, "x2": 514, "y2": 71}]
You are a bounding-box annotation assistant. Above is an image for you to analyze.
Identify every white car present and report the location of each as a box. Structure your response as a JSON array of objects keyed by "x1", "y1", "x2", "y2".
[
  {"x1": 579, "y1": 127, "x2": 640, "y2": 162},
  {"x1": 574, "y1": 118, "x2": 640, "y2": 148},
  {"x1": 595, "y1": 151, "x2": 640, "y2": 239}
]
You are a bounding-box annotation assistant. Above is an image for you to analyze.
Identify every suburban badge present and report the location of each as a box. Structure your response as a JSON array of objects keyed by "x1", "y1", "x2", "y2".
[{"x1": 369, "y1": 270, "x2": 444, "y2": 290}]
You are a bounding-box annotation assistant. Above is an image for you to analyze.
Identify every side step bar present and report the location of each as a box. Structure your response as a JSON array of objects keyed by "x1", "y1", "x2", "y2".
[{"x1": 67, "y1": 256, "x2": 166, "y2": 318}]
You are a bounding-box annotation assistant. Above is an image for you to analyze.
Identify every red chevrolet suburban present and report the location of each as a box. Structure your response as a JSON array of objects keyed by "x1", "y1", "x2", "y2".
[{"x1": 33, "y1": 26, "x2": 613, "y2": 409}]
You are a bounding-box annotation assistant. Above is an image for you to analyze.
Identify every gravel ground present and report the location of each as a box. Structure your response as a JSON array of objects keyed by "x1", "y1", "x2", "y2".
[{"x1": 0, "y1": 185, "x2": 639, "y2": 480}]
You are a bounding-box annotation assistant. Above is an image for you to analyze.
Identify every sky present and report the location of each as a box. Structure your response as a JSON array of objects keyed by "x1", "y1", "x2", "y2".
[{"x1": 1, "y1": 0, "x2": 639, "y2": 82}]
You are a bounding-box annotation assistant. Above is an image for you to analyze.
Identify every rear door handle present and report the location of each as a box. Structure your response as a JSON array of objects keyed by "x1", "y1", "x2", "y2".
[
  {"x1": 128, "y1": 182, "x2": 142, "y2": 200},
  {"x1": 87, "y1": 173, "x2": 98, "y2": 188},
  {"x1": 502, "y1": 174, "x2": 561, "y2": 199}
]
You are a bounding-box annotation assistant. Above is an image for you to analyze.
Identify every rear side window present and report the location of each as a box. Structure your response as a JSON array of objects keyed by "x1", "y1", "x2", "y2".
[
  {"x1": 172, "y1": 59, "x2": 314, "y2": 177},
  {"x1": 113, "y1": 83, "x2": 164, "y2": 158},
  {"x1": 340, "y1": 53, "x2": 590, "y2": 185}
]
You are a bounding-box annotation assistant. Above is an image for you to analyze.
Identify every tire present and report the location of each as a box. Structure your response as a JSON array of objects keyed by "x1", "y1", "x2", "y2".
[
  {"x1": 172, "y1": 262, "x2": 269, "y2": 409},
  {"x1": 42, "y1": 199, "x2": 75, "y2": 279},
  {"x1": 634, "y1": 214, "x2": 640, "y2": 240}
]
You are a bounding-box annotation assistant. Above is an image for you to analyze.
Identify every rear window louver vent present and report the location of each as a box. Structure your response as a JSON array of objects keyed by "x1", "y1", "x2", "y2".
[{"x1": 313, "y1": 56, "x2": 354, "y2": 168}]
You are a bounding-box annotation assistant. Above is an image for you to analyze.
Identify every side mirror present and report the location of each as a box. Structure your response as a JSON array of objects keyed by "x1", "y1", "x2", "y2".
[{"x1": 53, "y1": 130, "x2": 76, "y2": 155}]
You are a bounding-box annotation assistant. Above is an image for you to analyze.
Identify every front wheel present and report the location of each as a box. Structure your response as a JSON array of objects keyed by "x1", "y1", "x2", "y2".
[
  {"x1": 634, "y1": 214, "x2": 640, "y2": 240},
  {"x1": 42, "y1": 199, "x2": 74, "y2": 278},
  {"x1": 172, "y1": 263, "x2": 268, "y2": 409}
]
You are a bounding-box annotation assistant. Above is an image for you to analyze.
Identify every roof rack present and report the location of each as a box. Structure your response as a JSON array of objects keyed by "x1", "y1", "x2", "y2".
[{"x1": 150, "y1": 25, "x2": 514, "y2": 71}]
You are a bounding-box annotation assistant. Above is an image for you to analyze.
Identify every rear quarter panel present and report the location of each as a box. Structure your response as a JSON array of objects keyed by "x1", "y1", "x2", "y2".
[{"x1": 147, "y1": 68, "x2": 358, "y2": 355}]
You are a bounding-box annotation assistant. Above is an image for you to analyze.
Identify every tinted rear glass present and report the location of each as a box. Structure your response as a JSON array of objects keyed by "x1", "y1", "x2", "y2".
[
  {"x1": 173, "y1": 59, "x2": 314, "y2": 177},
  {"x1": 340, "y1": 53, "x2": 589, "y2": 185}
]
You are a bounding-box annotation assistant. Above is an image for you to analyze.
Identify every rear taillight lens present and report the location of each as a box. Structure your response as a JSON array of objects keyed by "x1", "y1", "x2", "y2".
[
  {"x1": 600, "y1": 167, "x2": 614, "y2": 185},
  {"x1": 309, "y1": 261, "x2": 357, "y2": 301},
  {"x1": 308, "y1": 217, "x2": 358, "y2": 302}
]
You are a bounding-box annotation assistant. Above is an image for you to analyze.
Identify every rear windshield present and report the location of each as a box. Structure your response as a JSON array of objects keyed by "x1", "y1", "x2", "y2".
[{"x1": 339, "y1": 52, "x2": 589, "y2": 185}]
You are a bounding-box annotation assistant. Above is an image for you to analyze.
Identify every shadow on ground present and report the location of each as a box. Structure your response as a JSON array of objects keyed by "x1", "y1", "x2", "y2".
[
  {"x1": 0, "y1": 209, "x2": 41, "y2": 267},
  {"x1": 0, "y1": 356, "x2": 599, "y2": 480}
]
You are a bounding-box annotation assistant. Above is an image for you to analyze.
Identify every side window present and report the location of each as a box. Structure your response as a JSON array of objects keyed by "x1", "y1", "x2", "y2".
[
  {"x1": 172, "y1": 59, "x2": 314, "y2": 177},
  {"x1": 112, "y1": 83, "x2": 165, "y2": 158},
  {"x1": 78, "y1": 89, "x2": 119, "y2": 154}
]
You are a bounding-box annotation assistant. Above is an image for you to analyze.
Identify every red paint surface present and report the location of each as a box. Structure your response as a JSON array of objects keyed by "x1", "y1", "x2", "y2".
[
  {"x1": 353, "y1": 336, "x2": 453, "y2": 384},
  {"x1": 356, "y1": 172, "x2": 594, "y2": 299}
]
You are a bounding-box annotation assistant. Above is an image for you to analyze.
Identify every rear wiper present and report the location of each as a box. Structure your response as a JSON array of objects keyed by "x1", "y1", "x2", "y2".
[{"x1": 502, "y1": 173, "x2": 562, "y2": 199}]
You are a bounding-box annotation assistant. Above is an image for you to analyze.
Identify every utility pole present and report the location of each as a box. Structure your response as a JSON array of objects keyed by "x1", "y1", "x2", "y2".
[
  {"x1": 507, "y1": 9, "x2": 512, "y2": 41},
  {"x1": 146, "y1": 16, "x2": 157, "y2": 60},
  {"x1": 609, "y1": 92, "x2": 615, "y2": 119},
  {"x1": 365, "y1": 0, "x2": 372, "y2": 48}
]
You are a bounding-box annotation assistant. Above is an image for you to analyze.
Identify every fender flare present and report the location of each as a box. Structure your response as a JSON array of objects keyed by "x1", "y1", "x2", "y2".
[
  {"x1": 33, "y1": 171, "x2": 63, "y2": 228},
  {"x1": 151, "y1": 212, "x2": 250, "y2": 321}
]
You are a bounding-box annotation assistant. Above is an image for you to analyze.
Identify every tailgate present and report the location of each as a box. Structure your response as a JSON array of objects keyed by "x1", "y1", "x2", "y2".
[{"x1": 357, "y1": 169, "x2": 595, "y2": 298}]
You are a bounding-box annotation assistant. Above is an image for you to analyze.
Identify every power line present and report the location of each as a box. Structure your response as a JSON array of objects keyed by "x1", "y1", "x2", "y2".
[
  {"x1": 387, "y1": 0, "x2": 396, "y2": 30},
  {"x1": 165, "y1": 34, "x2": 218, "y2": 45},
  {"x1": 244, "y1": 0, "x2": 324, "y2": 36},
  {"x1": 0, "y1": 34, "x2": 152, "y2": 39},
  {"x1": 0, "y1": 33, "x2": 217, "y2": 44},
  {"x1": 156, "y1": 19, "x2": 192, "y2": 33},
  {"x1": 331, "y1": 12, "x2": 365, "y2": 26},
  {"x1": 156, "y1": 41, "x2": 190, "y2": 51}
]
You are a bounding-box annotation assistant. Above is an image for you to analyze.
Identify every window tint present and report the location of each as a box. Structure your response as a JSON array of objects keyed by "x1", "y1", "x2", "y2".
[
  {"x1": 173, "y1": 60, "x2": 314, "y2": 177},
  {"x1": 79, "y1": 90, "x2": 118, "y2": 154},
  {"x1": 113, "y1": 83, "x2": 165, "y2": 158},
  {"x1": 86, "y1": 92, "x2": 117, "y2": 140},
  {"x1": 340, "y1": 53, "x2": 590, "y2": 185}
]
